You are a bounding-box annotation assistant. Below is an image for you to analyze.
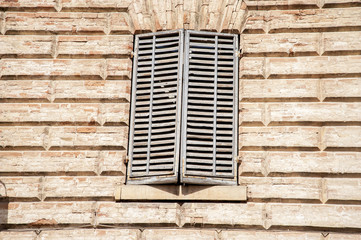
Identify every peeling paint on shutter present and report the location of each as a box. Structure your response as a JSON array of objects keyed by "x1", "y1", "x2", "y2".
[
  {"x1": 127, "y1": 29, "x2": 184, "y2": 184},
  {"x1": 180, "y1": 30, "x2": 239, "y2": 185}
]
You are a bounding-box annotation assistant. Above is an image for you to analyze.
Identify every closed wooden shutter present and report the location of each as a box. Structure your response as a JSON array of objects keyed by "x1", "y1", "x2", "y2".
[
  {"x1": 180, "y1": 30, "x2": 239, "y2": 185},
  {"x1": 127, "y1": 30, "x2": 184, "y2": 184}
]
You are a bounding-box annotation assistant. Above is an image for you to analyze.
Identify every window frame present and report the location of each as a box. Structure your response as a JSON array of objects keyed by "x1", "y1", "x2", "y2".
[{"x1": 127, "y1": 29, "x2": 239, "y2": 186}]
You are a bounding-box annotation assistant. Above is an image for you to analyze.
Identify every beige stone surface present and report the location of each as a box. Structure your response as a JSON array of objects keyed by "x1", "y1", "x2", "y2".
[
  {"x1": 97, "y1": 202, "x2": 180, "y2": 226},
  {"x1": 240, "y1": 79, "x2": 318, "y2": 100},
  {"x1": 324, "y1": 126, "x2": 361, "y2": 148},
  {"x1": 267, "y1": 103, "x2": 361, "y2": 123},
  {"x1": 7, "y1": 202, "x2": 94, "y2": 225},
  {"x1": 239, "y1": 127, "x2": 320, "y2": 148},
  {"x1": 323, "y1": 78, "x2": 361, "y2": 98},
  {"x1": 239, "y1": 152, "x2": 361, "y2": 175},
  {"x1": 0, "y1": 0, "x2": 55, "y2": 8},
  {"x1": 0, "y1": 103, "x2": 129, "y2": 125},
  {"x1": 57, "y1": 35, "x2": 133, "y2": 57},
  {"x1": 0, "y1": 0, "x2": 360, "y2": 237},
  {"x1": 241, "y1": 33, "x2": 319, "y2": 56},
  {"x1": 0, "y1": 150, "x2": 126, "y2": 175},
  {"x1": 0, "y1": 35, "x2": 53, "y2": 56},
  {"x1": 181, "y1": 203, "x2": 264, "y2": 227},
  {"x1": 221, "y1": 230, "x2": 322, "y2": 240},
  {"x1": 244, "y1": 8, "x2": 361, "y2": 33},
  {"x1": 143, "y1": 229, "x2": 217, "y2": 240},
  {"x1": 0, "y1": 80, "x2": 50, "y2": 100},
  {"x1": 1, "y1": 59, "x2": 104, "y2": 78},
  {"x1": 0, "y1": 177, "x2": 41, "y2": 200},
  {"x1": 239, "y1": 177, "x2": 321, "y2": 201},
  {"x1": 327, "y1": 233, "x2": 361, "y2": 240},
  {"x1": 40, "y1": 229, "x2": 139, "y2": 240},
  {"x1": 44, "y1": 176, "x2": 124, "y2": 199},
  {"x1": 0, "y1": 231, "x2": 37, "y2": 240},
  {"x1": 324, "y1": 32, "x2": 361, "y2": 54},
  {"x1": 61, "y1": 0, "x2": 132, "y2": 9},
  {"x1": 326, "y1": 178, "x2": 361, "y2": 202},
  {"x1": 53, "y1": 80, "x2": 130, "y2": 102},
  {"x1": 269, "y1": 204, "x2": 361, "y2": 228},
  {"x1": 5, "y1": 12, "x2": 109, "y2": 34}
]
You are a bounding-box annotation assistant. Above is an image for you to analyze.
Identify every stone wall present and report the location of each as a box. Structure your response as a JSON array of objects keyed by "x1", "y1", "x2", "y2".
[{"x1": 0, "y1": 0, "x2": 361, "y2": 239}]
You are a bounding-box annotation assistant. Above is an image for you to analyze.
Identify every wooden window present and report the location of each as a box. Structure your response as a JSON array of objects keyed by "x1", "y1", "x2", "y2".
[{"x1": 128, "y1": 30, "x2": 239, "y2": 185}]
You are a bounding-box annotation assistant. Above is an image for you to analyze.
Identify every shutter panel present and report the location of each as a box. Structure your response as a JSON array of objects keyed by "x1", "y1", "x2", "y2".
[
  {"x1": 127, "y1": 30, "x2": 184, "y2": 184},
  {"x1": 181, "y1": 30, "x2": 239, "y2": 185}
]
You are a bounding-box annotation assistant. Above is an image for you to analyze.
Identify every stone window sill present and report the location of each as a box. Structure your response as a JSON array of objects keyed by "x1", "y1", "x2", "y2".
[{"x1": 115, "y1": 185, "x2": 247, "y2": 202}]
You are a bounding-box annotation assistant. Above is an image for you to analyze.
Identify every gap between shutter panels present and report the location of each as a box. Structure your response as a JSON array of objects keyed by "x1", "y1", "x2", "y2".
[
  {"x1": 128, "y1": 30, "x2": 183, "y2": 184},
  {"x1": 128, "y1": 30, "x2": 238, "y2": 185},
  {"x1": 181, "y1": 31, "x2": 238, "y2": 186}
]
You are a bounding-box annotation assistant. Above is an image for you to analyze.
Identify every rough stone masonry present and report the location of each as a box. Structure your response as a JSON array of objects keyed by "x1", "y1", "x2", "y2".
[{"x1": 0, "y1": 0, "x2": 361, "y2": 239}]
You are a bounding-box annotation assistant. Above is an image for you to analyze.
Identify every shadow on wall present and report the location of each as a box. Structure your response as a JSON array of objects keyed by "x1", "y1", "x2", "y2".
[{"x1": 0, "y1": 181, "x2": 9, "y2": 230}]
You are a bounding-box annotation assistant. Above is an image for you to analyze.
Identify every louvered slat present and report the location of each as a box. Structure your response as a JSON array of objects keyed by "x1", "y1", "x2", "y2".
[
  {"x1": 181, "y1": 30, "x2": 238, "y2": 185},
  {"x1": 127, "y1": 29, "x2": 184, "y2": 184}
]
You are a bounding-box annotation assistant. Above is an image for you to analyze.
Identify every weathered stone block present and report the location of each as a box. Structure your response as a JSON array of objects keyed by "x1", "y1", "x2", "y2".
[
  {"x1": 239, "y1": 127, "x2": 319, "y2": 148},
  {"x1": 0, "y1": 177, "x2": 41, "y2": 200},
  {"x1": 57, "y1": 35, "x2": 133, "y2": 57},
  {"x1": 269, "y1": 203, "x2": 361, "y2": 228},
  {"x1": 97, "y1": 202, "x2": 180, "y2": 226},
  {"x1": 0, "y1": 36, "x2": 53, "y2": 57},
  {"x1": 5, "y1": 12, "x2": 109, "y2": 34},
  {"x1": 143, "y1": 229, "x2": 217, "y2": 240},
  {"x1": 239, "y1": 177, "x2": 321, "y2": 201},
  {"x1": 326, "y1": 178, "x2": 361, "y2": 202},
  {"x1": 53, "y1": 80, "x2": 131, "y2": 102},
  {"x1": 181, "y1": 203, "x2": 264, "y2": 227},
  {"x1": 324, "y1": 126, "x2": 361, "y2": 148},
  {"x1": 7, "y1": 202, "x2": 94, "y2": 225},
  {"x1": 240, "y1": 79, "x2": 318, "y2": 100},
  {"x1": 221, "y1": 230, "x2": 322, "y2": 240},
  {"x1": 44, "y1": 176, "x2": 124, "y2": 200}
]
